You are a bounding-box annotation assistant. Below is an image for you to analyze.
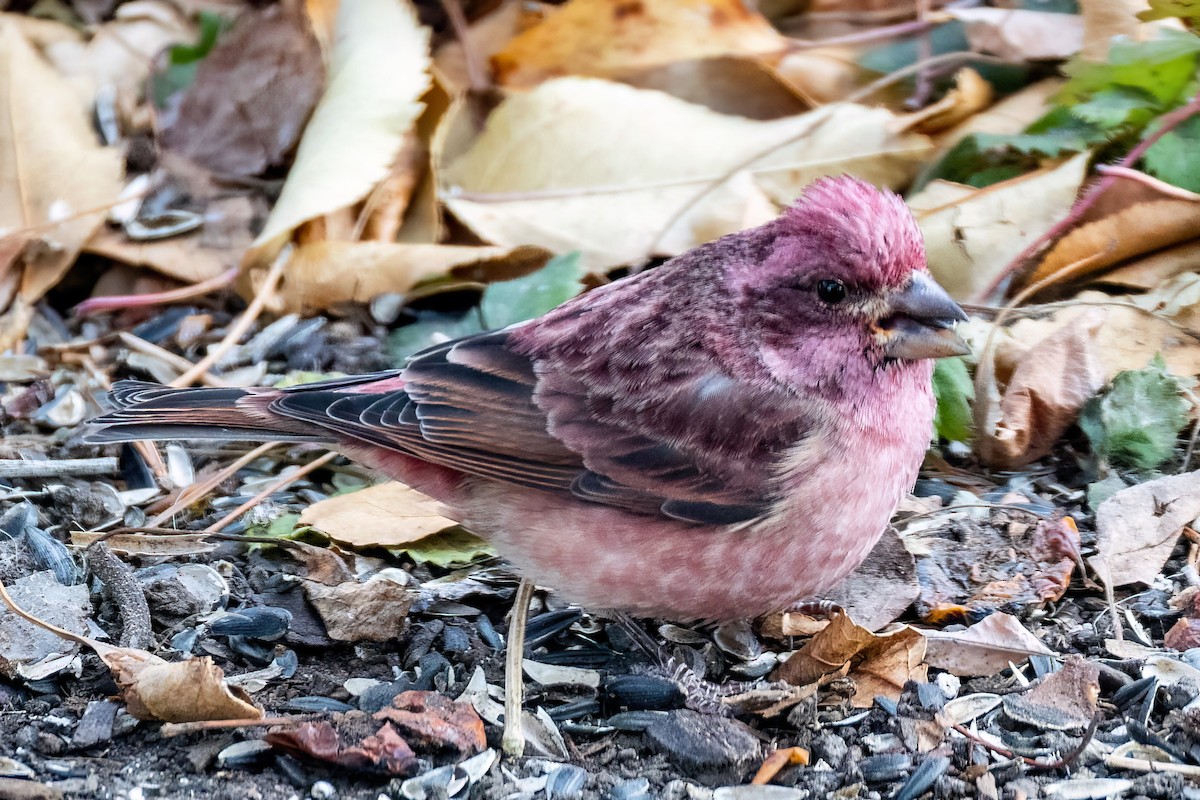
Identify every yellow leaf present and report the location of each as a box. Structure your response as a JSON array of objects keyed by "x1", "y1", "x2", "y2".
[{"x1": 299, "y1": 481, "x2": 457, "y2": 548}]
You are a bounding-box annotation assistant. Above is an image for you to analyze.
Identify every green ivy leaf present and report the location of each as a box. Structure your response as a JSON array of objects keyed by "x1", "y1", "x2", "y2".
[
  {"x1": 1142, "y1": 114, "x2": 1200, "y2": 193},
  {"x1": 932, "y1": 357, "x2": 974, "y2": 443},
  {"x1": 387, "y1": 252, "x2": 585, "y2": 364},
  {"x1": 480, "y1": 251, "x2": 585, "y2": 329},
  {"x1": 393, "y1": 527, "x2": 494, "y2": 567},
  {"x1": 1079, "y1": 354, "x2": 1194, "y2": 470}
]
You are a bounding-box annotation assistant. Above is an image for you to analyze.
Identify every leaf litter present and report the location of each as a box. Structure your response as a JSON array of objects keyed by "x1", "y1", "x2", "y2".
[{"x1": 9, "y1": 0, "x2": 1200, "y2": 797}]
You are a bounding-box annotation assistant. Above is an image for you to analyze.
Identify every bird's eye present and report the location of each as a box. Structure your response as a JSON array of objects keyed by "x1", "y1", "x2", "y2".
[{"x1": 816, "y1": 279, "x2": 847, "y2": 304}]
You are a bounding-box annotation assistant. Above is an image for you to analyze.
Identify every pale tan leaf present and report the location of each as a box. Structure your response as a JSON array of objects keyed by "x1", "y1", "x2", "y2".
[
  {"x1": 440, "y1": 79, "x2": 932, "y2": 271},
  {"x1": 491, "y1": 0, "x2": 787, "y2": 88},
  {"x1": 245, "y1": 0, "x2": 431, "y2": 268},
  {"x1": 274, "y1": 241, "x2": 550, "y2": 313},
  {"x1": 923, "y1": 612, "x2": 1053, "y2": 677},
  {"x1": 1023, "y1": 172, "x2": 1200, "y2": 295},
  {"x1": 299, "y1": 481, "x2": 458, "y2": 548},
  {"x1": 0, "y1": 20, "x2": 123, "y2": 346},
  {"x1": 905, "y1": 68, "x2": 993, "y2": 136},
  {"x1": 948, "y1": 7, "x2": 1084, "y2": 60},
  {"x1": 937, "y1": 78, "x2": 1062, "y2": 150},
  {"x1": 303, "y1": 577, "x2": 413, "y2": 642},
  {"x1": 1088, "y1": 470, "x2": 1200, "y2": 589},
  {"x1": 976, "y1": 309, "x2": 1105, "y2": 469},
  {"x1": 910, "y1": 152, "x2": 1089, "y2": 301},
  {"x1": 1079, "y1": 0, "x2": 1168, "y2": 60},
  {"x1": 104, "y1": 650, "x2": 263, "y2": 722},
  {"x1": 775, "y1": 612, "x2": 926, "y2": 704}
]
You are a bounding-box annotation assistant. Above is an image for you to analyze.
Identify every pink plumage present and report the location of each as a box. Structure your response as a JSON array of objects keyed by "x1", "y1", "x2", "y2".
[{"x1": 87, "y1": 177, "x2": 968, "y2": 621}]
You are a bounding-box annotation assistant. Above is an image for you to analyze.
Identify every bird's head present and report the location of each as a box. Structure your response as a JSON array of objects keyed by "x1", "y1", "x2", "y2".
[{"x1": 722, "y1": 176, "x2": 968, "y2": 393}]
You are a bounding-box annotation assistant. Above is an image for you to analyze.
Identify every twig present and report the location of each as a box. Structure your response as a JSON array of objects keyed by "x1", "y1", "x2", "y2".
[
  {"x1": 170, "y1": 248, "x2": 289, "y2": 388},
  {"x1": 502, "y1": 578, "x2": 535, "y2": 758},
  {"x1": 977, "y1": 92, "x2": 1200, "y2": 303},
  {"x1": 116, "y1": 333, "x2": 233, "y2": 388},
  {"x1": 85, "y1": 543, "x2": 153, "y2": 650},
  {"x1": 953, "y1": 713, "x2": 1100, "y2": 771},
  {"x1": 203, "y1": 451, "x2": 338, "y2": 534},
  {"x1": 75, "y1": 267, "x2": 239, "y2": 317},
  {"x1": 439, "y1": 0, "x2": 488, "y2": 91},
  {"x1": 160, "y1": 715, "x2": 322, "y2": 737},
  {"x1": 146, "y1": 442, "x2": 281, "y2": 528},
  {"x1": 0, "y1": 458, "x2": 119, "y2": 479},
  {"x1": 787, "y1": 14, "x2": 949, "y2": 51}
]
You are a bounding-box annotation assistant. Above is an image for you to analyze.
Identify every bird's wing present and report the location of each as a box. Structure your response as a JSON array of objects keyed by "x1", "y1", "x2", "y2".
[{"x1": 271, "y1": 329, "x2": 809, "y2": 525}]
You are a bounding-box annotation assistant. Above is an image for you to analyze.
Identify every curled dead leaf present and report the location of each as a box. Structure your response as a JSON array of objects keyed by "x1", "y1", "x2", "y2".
[{"x1": 976, "y1": 310, "x2": 1105, "y2": 468}]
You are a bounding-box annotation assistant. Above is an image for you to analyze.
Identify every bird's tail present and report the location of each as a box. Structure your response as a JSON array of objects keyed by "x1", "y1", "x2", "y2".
[{"x1": 83, "y1": 381, "x2": 325, "y2": 444}]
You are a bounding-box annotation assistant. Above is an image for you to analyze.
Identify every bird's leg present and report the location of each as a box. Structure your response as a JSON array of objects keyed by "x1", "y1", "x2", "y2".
[{"x1": 501, "y1": 578, "x2": 535, "y2": 758}]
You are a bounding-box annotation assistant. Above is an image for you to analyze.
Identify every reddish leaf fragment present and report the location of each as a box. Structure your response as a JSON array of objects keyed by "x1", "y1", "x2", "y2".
[
  {"x1": 374, "y1": 690, "x2": 486, "y2": 759},
  {"x1": 1166, "y1": 618, "x2": 1200, "y2": 652},
  {"x1": 265, "y1": 719, "x2": 419, "y2": 776}
]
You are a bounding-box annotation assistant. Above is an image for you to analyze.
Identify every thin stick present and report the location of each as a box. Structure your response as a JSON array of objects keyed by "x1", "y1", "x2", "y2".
[
  {"x1": 502, "y1": 578, "x2": 535, "y2": 758},
  {"x1": 0, "y1": 458, "x2": 119, "y2": 479},
  {"x1": 978, "y1": 92, "x2": 1200, "y2": 302},
  {"x1": 116, "y1": 333, "x2": 233, "y2": 388},
  {"x1": 440, "y1": 0, "x2": 488, "y2": 91},
  {"x1": 75, "y1": 268, "x2": 239, "y2": 317},
  {"x1": 146, "y1": 442, "x2": 281, "y2": 528},
  {"x1": 203, "y1": 451, "x2": 337, "y2": 534},
  {"x1": 170, "y1": 250, "x2": 289, "y2": 388},
  {"x1": 160, "y1": 715, "x2": 322, "y2": 737}
]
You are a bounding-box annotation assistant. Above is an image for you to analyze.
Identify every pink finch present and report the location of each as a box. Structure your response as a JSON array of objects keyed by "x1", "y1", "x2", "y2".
[{"x1": 86, "y1": 177, "x2": 967, "y2": 622}]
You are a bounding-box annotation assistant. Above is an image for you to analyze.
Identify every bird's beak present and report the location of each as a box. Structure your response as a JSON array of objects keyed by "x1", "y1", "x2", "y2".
[{"x1": 877, "y1": 272, "x2": 970, "y2": 360}]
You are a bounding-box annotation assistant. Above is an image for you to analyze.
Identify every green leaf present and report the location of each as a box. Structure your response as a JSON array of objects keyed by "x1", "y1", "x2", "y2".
[
  {"x1": 1068, "y1": 86, "x2": 1162, "y2": 130},
  {"x1": 1060, "y1": 32, "x2": 1200, "y2": 107},
  {"x1": 1142, "y1": 114, "x2": 1200, "y2": 193},
  {"x1": 1138, "y1": 0, "x2": 1200, "y2": 23},
  {"x1": 386, "y1": 312, "x2": 486, "y2": 363},
  {"x1": 932, "y1": 357, "x2": 974, "y2": 443},
  {"x1": 1079, "y1": 354, "x2": 1194, "y2": 470},
  {"x1": 273, "y1": 370, "x2": 345, "y2": 388},
  {"x1": 393, "y1": 527, "x2": 494, "y2": 567},
  {"x1": 480, "y1": 252, "x2": 585, "y2": 329}
]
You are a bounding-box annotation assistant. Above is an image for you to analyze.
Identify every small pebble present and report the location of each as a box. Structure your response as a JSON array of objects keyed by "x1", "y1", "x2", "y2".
[{"x1": 310, "y1": 780, "x2": 337, "y2": 799}]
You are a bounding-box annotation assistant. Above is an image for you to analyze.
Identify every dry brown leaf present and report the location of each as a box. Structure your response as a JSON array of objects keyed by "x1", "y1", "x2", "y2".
[
  {"x1": 923, "y1": 612, "x2": 1053, "y2": 677},
  {"x1": 440, "y1": 79, "x2": 932, "y2": 271},
  {"x1": 492, "y1": 0, "x2": 787, "y2": 88},
  {"x1": 0, "y1": 577, "x2": 261, "y2": 721},
  {"x1": 906, "y1": 68, "x2": 994, "y2": 136},
  {"x1": 773, "y1": 47, "x2": 865, "y2": 106},
  {"x1": 107, "y1": 650, "x2": 262, "y2": 722},
  {"x1": 0, "y1": 20, "x2": 123, "y2": 349},
  {"x1": 303, "y1": 577, "x2": 413, "y2": 642},
  {"x1": 1088, "y1": 470, "x2": 1200, "y2": 589},
  {"x1": 1096, "y1": 239, "x2": 1200, "y2": 291},
  {"x1": 300, "y1": 481, "x2": 457, "y2": 547},
  {"x1": 948, "y1": 8, "x2": 1084, "y2": 60},
  {"x1": 1078, "y1": 0, "x2": 1169, "y2": 60},
  {"x1": 620, "y1": 56, "x2": 809, "y2": 119},
  {"x1": 819, "y1": 527, "x2": 919, "y2": 632},
  {"x1": 976, "y1": 309, "x2": 1104, "y2": 469},
  {"x1": 160, "y1": 0, "x2": 324, "y2": 177},
  {"x1": 937, "y1": 78, "x2": 1063, "y2": 151},
  {"x1": 1022, "y1": 173, "x2": 1200, "y2": 295},
  {"x1": 243, "y1": 0, "x2": 431, "y2": 271},
  {"x1": 272, "y1": 241, "x2": 551, "y2": 314},
  {"x1": 433, "y1": 0, "x2": 537, "y2": 92},
  {"x1": 1001, "y1": 656, "x2": 1099, "y2": 730},
  {"x1": 774, "y1": 612, "x2": 926, "y2": 705},
  {"x1": 910, "y1": 153, "x2": 1089, "y2": 301},
  {"x1": 997, "y1": 292, "x2": 1200, "y2": 381}
]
